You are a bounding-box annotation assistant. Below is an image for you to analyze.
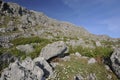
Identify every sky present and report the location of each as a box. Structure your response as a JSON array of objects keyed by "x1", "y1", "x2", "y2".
[{"x1": 4, "y1": 0, "x2": 120, "y2": 38}]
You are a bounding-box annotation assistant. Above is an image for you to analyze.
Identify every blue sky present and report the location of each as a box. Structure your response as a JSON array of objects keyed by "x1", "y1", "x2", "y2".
[{"x1": 5, "y1": 0, "x2": 120, "y2": 38}]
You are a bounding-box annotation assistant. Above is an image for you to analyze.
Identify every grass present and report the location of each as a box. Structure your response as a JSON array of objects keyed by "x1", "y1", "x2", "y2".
[
  {"x1": 10, "y1": 37, "x2": 52, "y2": 59},
  {"x1": 49, "y1": 55, "x2": 118, "y2": 80},
  {"x1": 11, "y1": 37, "x2": 50, "y2": 45},
  {"x1": 10, "y1": 47, "x2": 26, "y2": 59},
  {"x1": 55, "y1": 36, "x2": 79, "y2": 42},
  {"x1": 0, "y1": 48, "x2": 8, "y2": 55},
  {"x1": 69, "y1": 46, "x2": 113, "y2": 58}
]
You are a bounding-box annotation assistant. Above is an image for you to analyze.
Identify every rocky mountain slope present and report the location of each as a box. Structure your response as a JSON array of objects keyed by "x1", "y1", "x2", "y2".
[{"x1": 0, "y1": 1, "x2": 120, "y2": 80}]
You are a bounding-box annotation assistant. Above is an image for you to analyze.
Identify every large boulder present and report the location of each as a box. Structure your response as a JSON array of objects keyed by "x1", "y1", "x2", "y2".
[
  {"x1": 0, "y1": 56, "x2": 53, "y2": 80},
  {"x1": 33, "y1": 57, "x2": 53, "y2": 77},
  {"x1": 110, "y1": 48, "x2": 120, "y2": 78},
  {"x1": 40, "y1": 41, "x2": 68, "y2": 60}
]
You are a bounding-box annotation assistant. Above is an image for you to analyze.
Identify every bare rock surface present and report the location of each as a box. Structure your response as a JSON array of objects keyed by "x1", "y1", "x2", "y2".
[
  {"x1": 110, "y1": 48, "x2": 120, "y2": 78},
  {"x1": 88, "y1": 58, "x2": 96, "y2": 64},
  {"x1": 0, "y1": 53, "x2": 16, "y2": 71},
  {"x1": 40, "y1": 41, "x2": 68, "y2": 60},
  {"x1": 0, "y1": 56, "x2": 53, "y2": 80}
]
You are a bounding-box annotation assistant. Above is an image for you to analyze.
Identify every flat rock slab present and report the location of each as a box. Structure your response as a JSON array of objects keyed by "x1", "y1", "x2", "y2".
[{"x1": 40, "y1": 41, "x2": 68, "y2": 60}]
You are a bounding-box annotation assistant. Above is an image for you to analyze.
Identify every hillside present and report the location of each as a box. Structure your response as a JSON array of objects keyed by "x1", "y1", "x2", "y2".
[{"x1": 0, "y1": 1, "x2": 120, "y2": 80}]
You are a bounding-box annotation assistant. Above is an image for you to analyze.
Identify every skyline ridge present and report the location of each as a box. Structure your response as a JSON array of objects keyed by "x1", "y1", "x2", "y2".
[{"x1": 4, "y1": 0, "x2": 120, "y2": 38}]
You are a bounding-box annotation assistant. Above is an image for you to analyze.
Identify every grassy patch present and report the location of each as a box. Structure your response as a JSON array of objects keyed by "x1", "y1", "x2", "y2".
[
  {"x1": 49, "y1": 56, "x2": 118, "y2": 80},
  {"x1": 10, "y1": 47, "x2": 26, "y2": 59},
  {"x1": 10, "y1": 37, "x2": 51, "y2": 59},
  {"x1": 0, "y1": 48, "x2": 8, "y2": 55},
  {"x1": 69, "y1": 46, "x2": 113, "y2": 58},
  {"x1": 11, "y1": 37, "x2": 50, "y2": 46}
]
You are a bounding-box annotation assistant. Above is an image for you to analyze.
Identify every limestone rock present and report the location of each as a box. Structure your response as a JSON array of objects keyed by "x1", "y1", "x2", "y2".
[
  {"x1": 0, "y1": 56, "x2": 54, "y2": 80},
  {"x1": 87, "y1": 73, "x2": 97, "y2": 80},
  {"x1": 0, "y1": 57, "x2": 44, "y2": 80},
  {"x1": 40, "y1": 41, "x2": 68, "y2": 60},
  {"x1": 88, "y1": 58, "x2": 96, "y2": 64},
  {"x1": 0, "y1": 53, "x2": 16, "y2": 71},
  {"x1": 33, "y1": 57, "x2": 53, "y2": 77},
  {"x1": 16, "y1": 44, "x2": 34, "y2": 54},
  {"x1": 74, "y1": 74, "x2": 84, "y2": 80},
  {"x1": 95, "y1": 41, "x2": 101, "y2": 47},
  {"x1": 110, "y1": 48, "x2": 120, "y2": 78},
  {"x1": 75, "y1": 52, "x2": 82, "y2": 57}
]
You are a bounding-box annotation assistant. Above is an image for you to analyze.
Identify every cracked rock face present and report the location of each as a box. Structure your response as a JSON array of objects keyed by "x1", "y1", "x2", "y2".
[
  {"x1": 0, "y1": 57, "x2": 53, "y2": 80},
  {"x1": 110, "y1": 48, "x2": 120, "y2": 78}
]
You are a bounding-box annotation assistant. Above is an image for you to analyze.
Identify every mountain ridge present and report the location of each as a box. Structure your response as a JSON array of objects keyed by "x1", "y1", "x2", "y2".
[{"x1": 0, "y1": 0, "x2": 111, "y2": 39}]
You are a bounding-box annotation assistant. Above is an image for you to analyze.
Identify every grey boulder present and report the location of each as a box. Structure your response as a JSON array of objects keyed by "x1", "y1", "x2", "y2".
[
  {"x1": 40, "y1": 41, "x2": 68, "y2": 60},
  {"x1": 110, "y1": 48, "x2": 120, "y2": 78},
  {"x1": 88, "y1": 58, "x2": 96, "y2": 64},
  {"x1": 33, "y1": 57, "x2": 53, "y2": 77}
]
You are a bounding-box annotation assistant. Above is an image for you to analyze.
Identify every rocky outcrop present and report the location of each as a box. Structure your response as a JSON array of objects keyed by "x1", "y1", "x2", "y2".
[
  {"x1": 0, "y1": 53, "x2": 16, "y2": 71},
  {"x1": 33, "y1": 57, "x2": 53, "y2": 77},
  {"x1": 0, "y1": 57, "x2": 53, "y2": 80},
  {"x1": 40, "y1": 41, "x2": 68, "y2": 60},
  {"x1": 0, "y1": 0, "x2": 29, "y2": 16},
  {"x1": 0, "y1": 34, "x2": 19, "y2": 48},
  {"x1": 0, "y1": 41, "x2": 69, "y2": 80},
  {"x1": 110, "y1": 48, "x2": 120, "y2": 78}
]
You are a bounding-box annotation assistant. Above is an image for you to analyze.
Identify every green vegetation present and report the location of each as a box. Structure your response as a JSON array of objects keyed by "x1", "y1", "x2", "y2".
[
  {"x1": 11, "y1": 37, "x2": 50, "y2": 45},
  {"x1": 10, "y1": 47, "x2": 26, "y2": 59},
  {"x1": 0, "y1": 48, "x2": 8, "y2": 55},
  {"x1": 101, "y1": 40, "x2": 114, "y2": 47},
  {"x1": 69, "y1": 46, "x2": 113, "y2": 58},
  {"x1": 55, "y1": 36, "x2": 79, "y2": 42},
  {"x1": 49, "y1": 56, "x2": 118, "y2": 80},
  {"x1": 10, "y1": 37, "x2": 51, "y2": 59}
]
